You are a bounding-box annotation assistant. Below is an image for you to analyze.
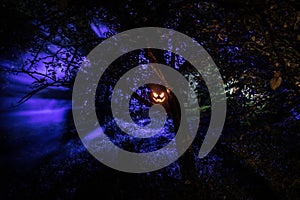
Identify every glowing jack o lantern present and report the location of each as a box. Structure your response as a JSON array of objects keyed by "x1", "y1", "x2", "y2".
[{"x1": 151, "y1": 91, "x2": 166, "y2": 103}]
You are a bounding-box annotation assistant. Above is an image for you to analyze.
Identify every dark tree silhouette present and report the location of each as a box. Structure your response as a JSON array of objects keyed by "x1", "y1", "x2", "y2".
[{"x1": 1, "y1": 0, "x2": 299, "y2": 199}]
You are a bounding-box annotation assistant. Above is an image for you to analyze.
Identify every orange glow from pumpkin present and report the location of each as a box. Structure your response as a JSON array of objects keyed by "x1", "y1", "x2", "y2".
[{"x1": 152, "y1": 91, "x2": 166, "y2": 103}]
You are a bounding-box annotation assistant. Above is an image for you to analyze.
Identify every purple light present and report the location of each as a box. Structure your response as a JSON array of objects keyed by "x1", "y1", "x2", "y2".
[
  {"x1": 90, "y1": 18, "x2": 115, "y2": 39},
  {"x1": 0, "y1": 97, "x2": 71, "y2": 168}
]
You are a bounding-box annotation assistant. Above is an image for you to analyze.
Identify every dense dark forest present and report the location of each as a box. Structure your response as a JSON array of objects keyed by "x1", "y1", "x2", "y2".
[{"x1": 0, "y1": 0, "x2": 299, "y2": 199}]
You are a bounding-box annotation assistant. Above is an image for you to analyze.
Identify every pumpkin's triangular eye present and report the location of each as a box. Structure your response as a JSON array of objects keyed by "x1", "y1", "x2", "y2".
[
  {"x1": 153, "y1": 92, "x2": 158, "y2": 98},
  {"x1": 159, "y1": 92, "x2": 164, "y2": 98}
]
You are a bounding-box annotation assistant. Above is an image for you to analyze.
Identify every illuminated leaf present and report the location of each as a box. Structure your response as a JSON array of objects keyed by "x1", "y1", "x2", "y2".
[{"x1": 270, "y1": 77, "x2": 282, "y2": 90}]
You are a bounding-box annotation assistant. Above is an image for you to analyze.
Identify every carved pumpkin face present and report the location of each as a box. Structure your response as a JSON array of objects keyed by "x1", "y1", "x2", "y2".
[{"x1": 152, "y1": 91, "x2": 166, "y2": 103}]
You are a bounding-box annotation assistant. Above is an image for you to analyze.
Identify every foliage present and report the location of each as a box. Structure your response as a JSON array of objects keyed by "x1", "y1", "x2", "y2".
[{"x1": 1, "y1": 0, "x2": 299, "y2": 199}]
